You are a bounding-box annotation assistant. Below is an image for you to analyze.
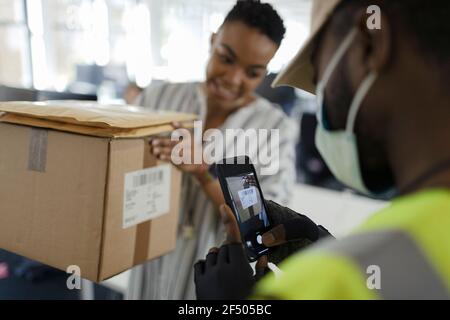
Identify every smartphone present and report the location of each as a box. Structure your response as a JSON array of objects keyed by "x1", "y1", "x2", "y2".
[{"x1": 215, "y1": 156, "x2": 271, "y2": 262}]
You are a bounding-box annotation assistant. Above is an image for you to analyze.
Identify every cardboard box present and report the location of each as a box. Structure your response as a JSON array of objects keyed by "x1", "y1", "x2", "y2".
[{"x1": 0, "y1": 101, "x2": 196, "y2": 282}]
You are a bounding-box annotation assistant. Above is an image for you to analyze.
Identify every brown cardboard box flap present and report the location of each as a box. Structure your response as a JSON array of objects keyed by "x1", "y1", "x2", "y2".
[
  {"x1": 0, "y1": 112, "x2": 194, "y2": 138},
  {"x1": 0, "y1": 101, "x2": 197, "y2": 136}
]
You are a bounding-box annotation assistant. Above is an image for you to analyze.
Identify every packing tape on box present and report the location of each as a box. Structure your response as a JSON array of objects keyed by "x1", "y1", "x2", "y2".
[
  {"x1": 133, "y1": 140, "x2": 157, "y2": 265},
  {"x1": 28, "y1": 128, "x2": 48, "y2": 172},
  {"x1": 133, "y1": 222, "x2": 152, "y2": 265}
]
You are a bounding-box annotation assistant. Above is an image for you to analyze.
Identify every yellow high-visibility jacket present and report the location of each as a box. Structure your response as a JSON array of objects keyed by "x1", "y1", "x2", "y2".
[{"x1": 254, "y1": 189, "x2": 450, "y2": 300}]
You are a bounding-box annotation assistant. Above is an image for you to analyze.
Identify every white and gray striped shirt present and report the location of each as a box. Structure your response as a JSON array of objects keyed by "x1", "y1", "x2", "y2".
[{"x1": 129, "y1": 82, "x2": 298, "y2": 300}]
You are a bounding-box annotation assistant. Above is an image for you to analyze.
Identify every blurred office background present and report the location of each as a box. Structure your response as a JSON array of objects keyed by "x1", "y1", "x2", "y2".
[{"x1": 0, "y1": 0, "x2": 311, "y2": 98}]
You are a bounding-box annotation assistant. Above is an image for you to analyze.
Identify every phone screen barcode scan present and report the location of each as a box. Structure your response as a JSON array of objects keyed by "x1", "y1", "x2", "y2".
[
  {"x1": 133, "y1": 170, "x2": 163, "y2": 188},
  {"x1": 238, "y1": 186, "x2": 258, "y2": 210},
  {"x1": 123, "y1": 165, "x2": 171, "y2": 229}
]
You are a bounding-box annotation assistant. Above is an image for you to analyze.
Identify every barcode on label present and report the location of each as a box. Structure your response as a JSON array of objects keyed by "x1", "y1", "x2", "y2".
[
  {"x1": 242, "y1": 188, "x2": 253, "y2": 196},
  {"x1": 132, "y1": 170, "x2": 163, "y2": 188}
]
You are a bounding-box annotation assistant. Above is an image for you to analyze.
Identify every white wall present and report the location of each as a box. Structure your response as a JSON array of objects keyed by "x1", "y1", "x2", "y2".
[{"x1": 289, "y1": 184, "x2": 388, "y2": 237}]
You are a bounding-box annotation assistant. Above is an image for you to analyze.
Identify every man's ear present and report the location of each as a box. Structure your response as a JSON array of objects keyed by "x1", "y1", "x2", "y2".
[{"x1": 354, "y1": 7, "x2": 392, "y2": 74}]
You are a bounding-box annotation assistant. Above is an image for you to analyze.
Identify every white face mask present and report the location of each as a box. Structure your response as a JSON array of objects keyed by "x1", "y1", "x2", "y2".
[{"x1": 315, "y1": 29, "x2": 378, "y2": 195}]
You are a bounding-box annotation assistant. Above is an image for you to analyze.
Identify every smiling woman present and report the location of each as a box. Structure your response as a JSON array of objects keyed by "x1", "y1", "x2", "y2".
[
  {"x1": 131, "y1": 0, "x2": 298, "y2": 300},
  {"x1": 205, "y1": 21, "x2": 278, "y2": 112}
]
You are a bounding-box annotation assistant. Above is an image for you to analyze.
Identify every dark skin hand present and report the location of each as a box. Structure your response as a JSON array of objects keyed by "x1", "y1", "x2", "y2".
[{"x1": 150, "y1": 122, "x2": 226, "y2": 209}]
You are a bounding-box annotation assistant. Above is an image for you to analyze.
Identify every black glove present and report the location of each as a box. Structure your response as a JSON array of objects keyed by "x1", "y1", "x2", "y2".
[
  {"x1": 264, "y1": 200, "x2": 333, "y2": 265},
  {"x1": 194, "y1": 243, "x2": 256, "y2": 300}
]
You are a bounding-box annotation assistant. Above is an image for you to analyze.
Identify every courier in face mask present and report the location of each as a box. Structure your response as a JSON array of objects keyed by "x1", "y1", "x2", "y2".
[{"x1": 313, "y1": 23, "x2": 395, "y2": 196}]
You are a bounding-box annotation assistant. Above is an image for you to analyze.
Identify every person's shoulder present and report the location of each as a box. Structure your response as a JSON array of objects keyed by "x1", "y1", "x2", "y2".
[
  {"x1": 254, "y1": 249, "x2": 378, "y2": 300},
  {"x1": 138, "y1": 81, "x2": 198, "y2": 108},
  {"x1": 251, "y1": 97, "x2": 297, "y2": 129},
  {"x1": 142, "y1": 81, "x2": 196, "y2": 95},
  {"x1": 252, "y1": 96, "x2": 284, "y2": 116},
  {"x1": 137, "y1": 81, "x2": 167, "y2": 105}
]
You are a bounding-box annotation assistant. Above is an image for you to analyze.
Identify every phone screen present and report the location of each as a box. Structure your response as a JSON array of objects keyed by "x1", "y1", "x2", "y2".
[{"x1": 224, "y1": 171, "x2": 270, "y2": 259}]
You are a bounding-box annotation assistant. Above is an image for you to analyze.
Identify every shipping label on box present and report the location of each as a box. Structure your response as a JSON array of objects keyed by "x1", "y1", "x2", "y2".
[
  {"x1": 238, "y1": 186, "x2": 258, "y2": 210},
  {"x1": 123, "y1": 164, "x2": 171, "y2": 229}
]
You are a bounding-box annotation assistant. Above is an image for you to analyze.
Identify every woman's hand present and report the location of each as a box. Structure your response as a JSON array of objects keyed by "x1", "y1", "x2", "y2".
[{"x1": 149, "y1": 122, "x2": 209, "y2": 178}]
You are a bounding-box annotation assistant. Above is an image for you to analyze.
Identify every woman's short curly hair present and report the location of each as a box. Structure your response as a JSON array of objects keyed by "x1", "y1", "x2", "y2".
[{"x1": 222, "y1": 0, "x2": 286, "y2": 47}]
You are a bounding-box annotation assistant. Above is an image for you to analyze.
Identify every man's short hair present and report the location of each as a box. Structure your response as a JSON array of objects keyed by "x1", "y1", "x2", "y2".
[{"x1": 222, "y1": 0, "x2": 286, "y2": 47}]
